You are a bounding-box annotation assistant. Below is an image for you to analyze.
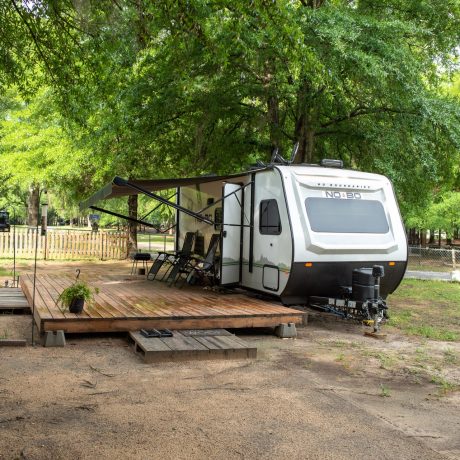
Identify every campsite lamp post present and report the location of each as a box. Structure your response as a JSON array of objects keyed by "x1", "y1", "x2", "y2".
[
  {"x1": 6, "y1": 204, "x2": 17, "y2": 288},
  {"x1": 41, "y1": 189, "x2": 48, "y2": 260},
  {"x1": 31, "y1": 188, "x2": 47, "y2": 346},
  {"x1": 40, "y1": 189, "x2": 48, "y2": 237},
  {"x1": 11, "y1": 206, "x2": 16, "y2": 287}
]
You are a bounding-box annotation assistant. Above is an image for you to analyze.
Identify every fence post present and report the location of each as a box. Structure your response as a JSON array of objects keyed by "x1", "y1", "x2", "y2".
[
  {"x1": 452, "y1": 249, "x2": 456, "y2": 270},
  {"x1": 101, "y1": 232, "x2": 104, "y2": 261}
]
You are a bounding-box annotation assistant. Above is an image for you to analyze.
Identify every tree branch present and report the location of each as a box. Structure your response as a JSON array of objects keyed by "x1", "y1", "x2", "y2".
[
  {"x1": 320, "y1": 106, "x2": 418, "y2": 128},
  {"x1": 10, "y1": 0, "x2": 58, "y2": 85}
]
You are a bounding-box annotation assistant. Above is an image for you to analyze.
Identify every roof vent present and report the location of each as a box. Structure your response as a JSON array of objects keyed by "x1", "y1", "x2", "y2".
[{"x1": 320, "y1": 159, "x2": 343, "y2": 169}]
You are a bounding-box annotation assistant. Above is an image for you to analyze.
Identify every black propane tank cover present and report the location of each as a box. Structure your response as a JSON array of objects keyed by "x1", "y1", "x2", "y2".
[
  {"x1": 352, "y1": 268, "x2": 375, "y2": 301},
  {"x1": 372, "y1": 265, "x2": 385, "y2": 278},
  {"x1": 352, "y1": 268, "x2": 374, "y2": 286}
]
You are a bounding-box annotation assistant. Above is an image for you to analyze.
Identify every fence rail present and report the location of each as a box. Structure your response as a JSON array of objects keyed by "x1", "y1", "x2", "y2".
[
  {"x1": 0, "y1": 229, "x2": 127, "y2": 260},
  {"x1": 408, "y1": 246, "x2": 459, "y2": 271}
]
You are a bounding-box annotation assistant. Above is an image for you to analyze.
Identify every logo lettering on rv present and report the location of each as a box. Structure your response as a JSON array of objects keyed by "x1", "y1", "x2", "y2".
[{"x1": 325, "y1": 191, "x2": 362, "y2": 199}]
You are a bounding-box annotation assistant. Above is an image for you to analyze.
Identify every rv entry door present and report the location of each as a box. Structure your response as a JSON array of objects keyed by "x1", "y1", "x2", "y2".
[{"x1": 220, "y1": 183, "x2": 242, "y2": 285}]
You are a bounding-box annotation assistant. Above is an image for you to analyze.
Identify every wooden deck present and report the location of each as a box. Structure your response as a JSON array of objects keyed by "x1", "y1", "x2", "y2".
[{"x1": 20, "y1": 274, "x2": 304, "y2": 334}]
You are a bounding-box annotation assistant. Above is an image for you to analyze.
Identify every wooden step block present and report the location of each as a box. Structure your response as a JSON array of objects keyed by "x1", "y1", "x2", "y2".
[
  {"x1": 0, "y1": 288, "x2": 30, "y2": 311},
  {"x1": 129, "y1": 330, "x2": 257, "y2": 363}
]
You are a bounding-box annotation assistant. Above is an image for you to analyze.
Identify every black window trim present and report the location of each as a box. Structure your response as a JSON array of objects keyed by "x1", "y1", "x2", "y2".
[{"x1": 259, "y1": 199, "x2": 282, "y2": 235}]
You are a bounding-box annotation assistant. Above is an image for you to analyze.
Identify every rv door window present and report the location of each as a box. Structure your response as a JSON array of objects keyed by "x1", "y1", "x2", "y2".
[
  {"x1": 305, "y1": 198, "x2": 389, "y2": 234},
  {"x1": 260, "y1": 199, "x2": 282, "y2": 235}
]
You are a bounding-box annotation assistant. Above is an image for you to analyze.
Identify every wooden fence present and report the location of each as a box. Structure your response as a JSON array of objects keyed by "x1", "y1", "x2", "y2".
[{"x1": 0, "y1": 229, "x2": 127, "y2": 260}]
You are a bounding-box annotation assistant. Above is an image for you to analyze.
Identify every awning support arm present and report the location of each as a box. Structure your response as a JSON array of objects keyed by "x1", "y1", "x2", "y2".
[
  {"x1": 114, "y1": 177, "x2": 213, "y2": 225},
  {"x1": 141, "y1": 191, "x2": 177, "y2": 221},
  {"x1": 89, "y1": 206, "x2": 160, "y2": 229}
]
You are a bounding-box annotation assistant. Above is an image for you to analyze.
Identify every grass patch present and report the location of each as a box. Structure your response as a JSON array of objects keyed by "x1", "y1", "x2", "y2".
[
  {"x1": 0, "y1": 267, "x2": 11, "y2": 276},
  {"x1": 407, "y1": 326, "x2": 458, "y2": 341},
  {"x1": 137, "y1": 234, "x2": 174, "y2": 243},
  {"x1": 379, "y1": 384, "x2": 391, "y2": 397},
  {"x1": 415, "y1": 347, "x2": 430, "y2": 365},
  {"x1": 0, "y1": 329, "x2": 9, "y2": 339},
  {"x1": 430, "y1": 375, "x2": 460, "y2": 395},
  {"x1": 388, "y1": 279, "x2": 460, "y2": 341},
  {"x1": 362, "y1": 350, "x2": 397, "y2": 369},
  {"x1": 443, "y1": 348, "x2": 458, "y2": 365}
]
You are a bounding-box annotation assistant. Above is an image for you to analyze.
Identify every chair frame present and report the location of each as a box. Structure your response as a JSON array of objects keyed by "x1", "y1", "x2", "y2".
[
  {"x1": 147, "y1": 232, "x2": 196, "y2": 281},
  {"x1": 172, "y1": 234, "x2": 221, "y2": 287}
]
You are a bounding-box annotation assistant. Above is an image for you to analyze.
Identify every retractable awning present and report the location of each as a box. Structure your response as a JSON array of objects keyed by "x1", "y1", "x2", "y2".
[{"x1": 79, "y1": 168, "x2": 266, "y2": 211}]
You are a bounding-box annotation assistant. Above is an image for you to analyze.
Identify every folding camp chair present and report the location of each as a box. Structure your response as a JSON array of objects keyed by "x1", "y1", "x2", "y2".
[
  {"x1": 172, "y1": 234, "x2": 221, "y2": 287},
  {"x1": 147, "y1": 232, "x2": 195, "y2": 281}
]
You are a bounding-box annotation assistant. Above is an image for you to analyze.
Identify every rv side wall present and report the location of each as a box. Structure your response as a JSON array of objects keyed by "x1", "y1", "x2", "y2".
[{"x1": 241, "y1": 169, "x2": 293, "y2": 295}]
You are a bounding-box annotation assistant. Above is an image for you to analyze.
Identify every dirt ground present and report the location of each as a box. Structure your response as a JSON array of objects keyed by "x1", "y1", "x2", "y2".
[{"x1": 0, "y1": 261, "x2": 459, "y2": 460}]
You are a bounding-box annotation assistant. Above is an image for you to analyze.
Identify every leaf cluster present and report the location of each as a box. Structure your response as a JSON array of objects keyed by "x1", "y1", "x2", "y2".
[{"x1": 57, "y1": 281, "x2": 98, "y2": 308}]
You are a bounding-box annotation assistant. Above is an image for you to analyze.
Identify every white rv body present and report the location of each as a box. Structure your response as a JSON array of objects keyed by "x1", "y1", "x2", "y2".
[{"x1": 177, "y1": 165, "x2": 407, "y2": 305}]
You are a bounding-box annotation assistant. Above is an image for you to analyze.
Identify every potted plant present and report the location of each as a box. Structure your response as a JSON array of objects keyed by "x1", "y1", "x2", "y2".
[{"x1": 58, "y1": 270, "x2": 98, "y2": 314}]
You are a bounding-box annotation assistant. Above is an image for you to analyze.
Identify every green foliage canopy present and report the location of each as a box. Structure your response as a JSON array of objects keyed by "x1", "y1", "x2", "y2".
[{"x1": 1, "y1": 0, "x2": 460, "y2": 223}]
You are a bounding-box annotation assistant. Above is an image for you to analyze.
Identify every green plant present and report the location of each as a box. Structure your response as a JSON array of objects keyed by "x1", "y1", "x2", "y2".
[
  {"x1": 430, "y1": 375, "x2": 459, "y2": 395},
  {"x1": 57, "y1": 281, "x2": 98, "y2": 310},
  {"x1": 379, "y1": 384, "x2": 391, "y2": 397},
  {"x1": 443, "y1": 348, "x2": 458, "y2": 365}
]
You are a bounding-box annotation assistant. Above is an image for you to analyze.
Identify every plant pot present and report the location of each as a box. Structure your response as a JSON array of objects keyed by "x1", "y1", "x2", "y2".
[{"x1": 69, "y1": 297, "x2": 85, "y2": 314}]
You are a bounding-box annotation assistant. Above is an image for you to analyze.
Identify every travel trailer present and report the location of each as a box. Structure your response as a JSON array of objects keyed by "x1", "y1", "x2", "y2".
[{"x1": 81, "y1": 158, "x2": 408, "y2": 330}]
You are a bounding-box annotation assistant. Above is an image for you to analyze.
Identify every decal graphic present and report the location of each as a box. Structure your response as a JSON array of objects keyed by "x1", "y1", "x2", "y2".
[{"x1": 323, "y1": 191, "x2": 362, "y2": 199}]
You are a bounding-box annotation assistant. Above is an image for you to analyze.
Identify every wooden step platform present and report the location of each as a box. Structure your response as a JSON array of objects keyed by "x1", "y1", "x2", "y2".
[
  {"x1": 20, "y1": 274, "x2": 305, "y2": 334},
  {"x1": 0, "y1": 288, "x2": 30, "y2": 313},
  {"x1": 129, "y1": 329, "x2": 257, "y2": 362}
]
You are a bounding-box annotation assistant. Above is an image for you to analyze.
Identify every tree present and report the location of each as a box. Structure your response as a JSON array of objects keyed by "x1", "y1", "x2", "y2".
[
  {"x1": 86, "y1": 0, "x2": 460, "y2": 212},
  {"x1": 1, "y1": 0, "x2": 460, "y2": 235},
  {"x1": 0, "y1": 87, "x2": 94, "y2": 224}
]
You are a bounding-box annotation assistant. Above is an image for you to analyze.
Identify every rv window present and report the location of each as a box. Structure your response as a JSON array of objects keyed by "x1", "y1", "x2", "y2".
[
  {"x1": 260, "y1": 200, "x2": 281, "y2": 235},
  {"x1": 305, "y1": 198, "x2": 389, "y2": 233}
]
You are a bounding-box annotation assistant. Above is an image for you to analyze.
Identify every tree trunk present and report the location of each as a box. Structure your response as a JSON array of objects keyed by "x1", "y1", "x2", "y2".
[
  {"x1": 27, "y1": 183, "x2": 40, "y2": 227},
  {"x1": 293, "y1": 112, "x2": 315, "y2": 164},
  {"x1": 127, "y1": 194, "x2": 138, "y2": 255},
  {"x1": 429, "y1": 229, "x2": 435, "y2": 245},
  {"x1": 420, "y1": 229, "x2": 427, "y2": 247},
  {"x1": 267, "y1": 94, "x2": 280, "y2": 155}
]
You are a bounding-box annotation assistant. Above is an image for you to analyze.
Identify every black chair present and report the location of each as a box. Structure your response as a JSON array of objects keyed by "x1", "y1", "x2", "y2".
[
  {"x1": 147, "y1": 232, "x2": 195, "y2": 281},
  {"x1": 172, "y1": 234, "x2": 221, "y2": 287}
]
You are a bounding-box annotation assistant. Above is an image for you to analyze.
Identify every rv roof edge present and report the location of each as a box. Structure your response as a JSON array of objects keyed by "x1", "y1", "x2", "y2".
[{"x1": 320, "y1": 159, "x2": 344, "y2": 169}]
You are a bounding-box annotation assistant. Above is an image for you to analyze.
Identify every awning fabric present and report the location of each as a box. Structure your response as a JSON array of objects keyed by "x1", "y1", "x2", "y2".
[{"x1": 79, "y1": 169, "x2": 266, "y2": 211}]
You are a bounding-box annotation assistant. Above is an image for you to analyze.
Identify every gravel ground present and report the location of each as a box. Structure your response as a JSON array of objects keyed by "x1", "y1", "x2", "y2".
[
  {"x1": 0, "y1": 314, "x2": 458, "y2": 460},
  {"x1": 0, "y1": 260, "x2": 458, "y2": 460}
]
